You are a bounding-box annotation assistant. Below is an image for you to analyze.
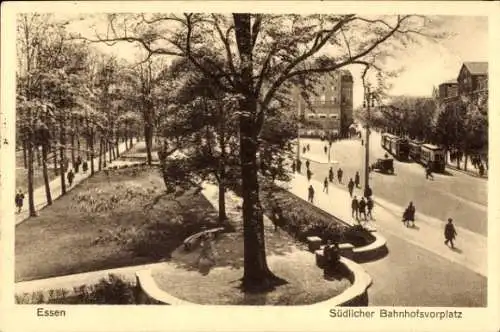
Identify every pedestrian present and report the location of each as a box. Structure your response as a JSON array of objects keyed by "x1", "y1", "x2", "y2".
[
  {"x1": 364, "y1": 185, "x2": 372, "y2": 199},
  {"x1": 403, "y1": 201, "x2": 416, "y2": 227},
  {"x1": 478, "y1": 163, "x2": 485, "y2": 177},
  {"x1": 347, "y1": 178, "x2": 354, "y2": 197},
  {"x1": 291, "y1": 160, "x2": 296, "y2": 173},
  {"x1": 351, "y1": 196, "x2": 359, "y2": 220},
  {"x1": 82, "y1": 160, "x2": 88, "y2": 173},
  {"x1": 337, "y1": 168, "x2": 343, "y2": 183},
  {"x1": 367, "y1": 197, "x2": 374, "y2": 220},
  {"x1": 306, "y1": 168, "x2": 313, "y2": 181},
  {"x1": 308, "y1": 184, "x2": 315, "y2": 203},
  {"x1": 354, "y1": 171, "x2": 360, "y2": 188},
  {"x1": 425, "y1": 164, "x2": 434, "y2": 180},
  {"x1": 323, "y1": 177, "x2": 329, "y2": 193},
  {"x1": 444, "y1": 218, "x2": 458, "y2": 249},
  {"x1": 361, "y1": 139, "x2": 364, "y2": 146},
  {"x1": 305, "y1": 159, "x2": 310, "y2": 170},
  {"x1": 296, "y1": 159, "x2": 302, "y2": 173},
  {"x1": 67, "y1": 169, "x2": 75, "y2": 187},
  {"x1": 328, "y1": 167, "x2": 334, "y2": 182},
  {"x1": 324, "y1": 145, "x2": 328, "y2": 155},
  {"x1": 15, "y1": 189, "x2": 25, "y2": 214},
  {"x1": 359, "y1": 197, "x2": 367, "y2": 220},
  {"x1": 303, "y1": 146, "x2": 306, "y2": 154},
  {"x1": 75, "y1": 155, "x2": 82, "y2": 173},
  {"x1": 307, "y1": 144, "x2": 310, "y2": 152}
]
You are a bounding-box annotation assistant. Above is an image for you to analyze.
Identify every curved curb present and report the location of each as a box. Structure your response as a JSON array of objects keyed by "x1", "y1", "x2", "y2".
[
  {"x1": 135, "y1": 257, "x2": 372, "y2": 307},
  {"x1": 183, "y1": 227, "x2": 225, "y2": 251},
  {"x1": 351, "y1": 232, "x2": 388, "y2": 263},
  {"x1": 135, "y1": 270, "x2": 192, "y2": 305}
]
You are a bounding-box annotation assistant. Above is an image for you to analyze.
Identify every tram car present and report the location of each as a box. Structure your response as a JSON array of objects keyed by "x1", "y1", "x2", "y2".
[
  {"x1": 381, "y1": 133, "x2": 410, "y2": 161},
  {"x1": 419, "y1": 144, "x2": 446, "y2": 173},
  {"x1": 409, "y1": 140, "x2": 423, "y2": 161}
]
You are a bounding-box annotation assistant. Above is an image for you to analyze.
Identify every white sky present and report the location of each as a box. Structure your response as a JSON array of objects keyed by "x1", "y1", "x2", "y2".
[{"x1": 63, "y1": 14, "x2": 488, "y2": 108}]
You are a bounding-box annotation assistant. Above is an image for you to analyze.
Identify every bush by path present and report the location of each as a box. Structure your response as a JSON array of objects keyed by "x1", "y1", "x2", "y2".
[{"x1": 15, "y1": 166, "x2": 221, "y2": 282}]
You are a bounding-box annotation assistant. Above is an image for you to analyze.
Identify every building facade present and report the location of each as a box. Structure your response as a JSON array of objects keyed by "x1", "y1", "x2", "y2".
[
  {"x1": 437, "y1": 80, "x2": 458, "y2": 101},
  {"x1": 437, "y1": 61, "x2": 488, "y2": 106},
  {"x1": 292, "y1": 70, "x2": 353, "y2": 138}
]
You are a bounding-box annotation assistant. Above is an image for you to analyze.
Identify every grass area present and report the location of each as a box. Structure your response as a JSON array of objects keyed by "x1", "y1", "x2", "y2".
[
  {"x1": 152, "y1": 187, "x2": 352, "y2": 305},
  {"x1": 15, "y1": 166, "x2": 222, "y2": 282},
  {"x1": 16, "y1": 167, "x2": 59, "y2": 193}
]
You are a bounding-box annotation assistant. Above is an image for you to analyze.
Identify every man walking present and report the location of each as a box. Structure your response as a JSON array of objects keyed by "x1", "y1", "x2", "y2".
[
  {"x1": 324, "y1": 145, "x2": 328, "y2": 155},
  {"x1": 67, "y1": 169, "x2": 75, "y2": 187},
  {"x1": 347, "y1": 178, "x2": 355, "y2": 197},
  {"x1": 364, "y1": 185, "x2": 372, "y2": 199},
  {"x1": 328, "y1": 167, "x2": 334, "y2": 182},
  {"x1": 291, "y1": 160, "x2": 296, "y2": 173},
  {"x1": 15, "y1": 190, "x2": 25, "y2": 214},
  {"x1": 425, "y1": 164, "x2": 434, "y2": 180},
  {"x1": 305, "y1": 159, "x2": 310, "y2": 170},
  {"x1": 359, "y1": 197, "x2": 367, "y2": 221},
  {"x1": 296, "y1": 159, "x2": 302, "y2": 173},
  {"x1": 444, "y1": 218, "x2": 458, "y2": 249},
  {"x1": 82, "y1": 160, "x2": 88, "y2": 173},
  {"x1": 308, "y1": 184, "x2": 315, "y2": 203},
  {"x1": 337, "y1": 167, "x2": 343, "y2": 183},
  {"x1": 323, "y1": 177, "x2": 329, "y2": 194},
  {"x1": 351, "y1": 196, "x2": 359, "y2": 220},
  {"x1": 354, "y1": 171, "x2": 360, "y2": 188},
  {"x1": 367, "y1": 197, "x2": 374, "y2": 220},
  {"x1": 75, "y1": 155, "x2": 82, "y2": 173},
  {"x1": 403, "y1": 201, "x2": 416, "y2": 227},
  {"x1": 306, "y1": 168, "x2": 313, "y2": 181}
]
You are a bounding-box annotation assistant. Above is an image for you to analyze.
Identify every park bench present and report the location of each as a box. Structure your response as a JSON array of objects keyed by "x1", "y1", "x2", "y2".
[
  {"x1": 183, "y1": 227, "x2": 225, "y2": 251},
  {"x1": 315, "y1": 243, "x2": 355, "y2": 268},
  {"x1": 306, "y1": 236, "x2": 322, "y2": 252}
]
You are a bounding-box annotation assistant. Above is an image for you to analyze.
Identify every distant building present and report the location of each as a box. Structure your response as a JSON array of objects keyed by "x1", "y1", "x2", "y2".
[
  {"x1": 292, "y1": 70, "x2": 353, "y2": 138},
  {"x1": 437, "y1": 79, "x2": 458, "y2": 101},
  {"x1": 457, "y1": 61, "x2": 488, "y2": 98}
]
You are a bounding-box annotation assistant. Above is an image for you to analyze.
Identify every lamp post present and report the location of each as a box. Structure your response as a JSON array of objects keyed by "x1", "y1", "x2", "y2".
[{"x1": 363, "y1": 85, "x2": 377, "y2": 191}]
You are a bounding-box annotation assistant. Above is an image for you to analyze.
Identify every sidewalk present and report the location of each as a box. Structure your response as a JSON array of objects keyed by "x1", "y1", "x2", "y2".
[
  {"x1": 282, "y1": 173, "x2": 487, "y2": 277},
  {"x1": 15, "y1": 139, "x2": 136, "y2": 225}
]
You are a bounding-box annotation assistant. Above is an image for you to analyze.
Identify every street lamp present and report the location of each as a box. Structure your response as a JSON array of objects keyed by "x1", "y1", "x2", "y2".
[{"x1": 363, "y1": 85, "x2": 377, "y2": 191}]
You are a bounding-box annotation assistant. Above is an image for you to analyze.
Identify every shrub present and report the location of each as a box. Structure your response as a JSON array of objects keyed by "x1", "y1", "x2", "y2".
[{"x1": 15, "y1": 274, "x2": 138, "y2": 304}]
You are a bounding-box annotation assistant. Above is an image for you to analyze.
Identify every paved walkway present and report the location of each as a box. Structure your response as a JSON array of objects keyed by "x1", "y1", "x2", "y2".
[
  {"x1": 15, "y1": 139, "x2": 136, "y2": 225},
  {"x1": 282, "y1": 173, "x2": 487, "y2": 277}
]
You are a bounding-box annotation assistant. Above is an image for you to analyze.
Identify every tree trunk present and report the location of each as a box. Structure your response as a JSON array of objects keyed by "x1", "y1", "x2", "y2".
[
  {"x1": 27, "y1": 137, "x2": 36, "y2": 217},
  {"x1": 23, "y1": 140, "x2": 28, "y2": 168},
  {"x1": 144, "y1": 123, "x2": 153, "y2": 165},
  {"x1": 59, "y1": 115, "x2": 67, "y2": 196},
  {"x1": 90, "y1": 128, "x2": 95, "y2": 176},
  {"x1": 233, "y1": 13, "x2": 282, "y2": 292},
  {"x1": 36, "y1": 146, "x2": 41, "y2": 167},
  {"x1": 464, "y1": 153, "x2": 468, "y2": 171},
  {"x1": 109, "y1": 140, "x2": 114, "y2": 162},
  {"x1": 71, "y1": 118, "x2": 76, "y2": 166},
  {"x1": 53, "y1": 145, "x2": 58, "y2": 176},
  {"x1": 456, "y1": 150, "x2": 460, "y2": 169},
  {"x1": 41, "y1": 142, "x2": 52, "y2": 206},
  {"x1": 218, "y1": 179, "x2": 227, "y2": 223}
]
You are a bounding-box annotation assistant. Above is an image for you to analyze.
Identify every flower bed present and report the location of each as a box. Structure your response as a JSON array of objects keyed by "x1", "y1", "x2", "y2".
[{"x1": 233, "y1": 180, "x2": 376, "y2": 248}]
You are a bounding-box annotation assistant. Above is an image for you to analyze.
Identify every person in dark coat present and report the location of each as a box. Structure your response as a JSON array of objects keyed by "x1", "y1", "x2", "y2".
[
  {"x1": 347, "y1": 178, "x2": 355, "y2": 197},
  {"x1": 296, "y1": 159, "x2": 302, "y2": 173},
  {"x1": 354, "y1": 171, "x2": 360, "y2": 188},
  {"x1": 403, "y1": 201, "x2": 416, "y2": 227},
  {"x1": 367, "y1": 197, "x2": 374, "y2": 220},
  {"x1": 67, "y1": 169, "x2": 75, "y2": 187},
  {"x1": 328, "y1": 167, "x2": 334, "y2": 182},
  {"x1": 291, "y1": 160, "x2": 296, "y2": 173},
  {"x1": 307, "y1": 144, "x2": 310, "y2": 151},
  {"x1": 425, "y1": 164, "x2": 434, "y2": 180},
  {"x1": 308, "y1": 184, "x2": 315, "y2": 203},
  {"x1": 303, "y1": 146, "x2": 307, "y2": 154},
  {"x1": 323, "y1": 177, "x2": 329, "y2": 194},
  {"x1": 324, "y1": 145, "x2": 328, "y2": 155},
  {"x1": 306, "y1": 168, "x2": 312, "y2": 181},
  {"x1": 75, "y1": 155, "x2": 82, "y2": 173},
  {"x1": 351, "y1": 196, "x2": 359, "y2": 220},
  {"x1": 305, "y1": 159, "x2": 310, "y2": 170},
  {"x1": 364, "y1": 186, "x2": 372, "y2": 199},
  {"x1": 358, "y1": 197, "x2": 367, "y2": 220},
  {"x1": 337, "y1": 168, "x2": 343, "y2": 183},
  {"x1": 444, "y1": 218, "x2": 458, "y2": 249},
  {"x1": 82, "y1": 160, "x2": 88, "y2": 173},
  {"x1": 15, "y1": 190, "x2": 25, "y2": 214}
]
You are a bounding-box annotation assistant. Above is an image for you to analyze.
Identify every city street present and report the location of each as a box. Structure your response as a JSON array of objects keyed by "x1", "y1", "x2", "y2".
[
  {"x1": 295, "y1": 134, "x2": 487, "y2": 306},
  {"x1": 298, "y1": 132, "x2": 487, "y2": 236}
]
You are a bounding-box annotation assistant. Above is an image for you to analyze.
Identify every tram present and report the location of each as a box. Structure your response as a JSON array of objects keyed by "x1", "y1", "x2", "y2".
[
  {"x1": 409, "y1": 140, "x2": 423, "y2": 161},
  {"x1": 420, "y1": 144, "x2": 446, "y2": 173},
  {"x1": 381, "y1": 133, "x2": 410, "y2": 161}
]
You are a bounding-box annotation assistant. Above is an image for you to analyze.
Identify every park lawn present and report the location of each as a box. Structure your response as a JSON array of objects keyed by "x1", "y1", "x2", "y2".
[
  {"x1": 15, "y1": 167, "x2": 59, "y2": 193},
  {"x1": 15, "y1": 166, "x2": 220, "y2": 282}
]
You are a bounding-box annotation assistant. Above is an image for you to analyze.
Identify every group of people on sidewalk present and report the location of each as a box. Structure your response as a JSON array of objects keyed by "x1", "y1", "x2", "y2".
[{"x1": 15, "y1": 155, "x2": 90, "y2": 214}]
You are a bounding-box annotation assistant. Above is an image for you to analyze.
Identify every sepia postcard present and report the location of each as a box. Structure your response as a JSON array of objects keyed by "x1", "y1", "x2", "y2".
[{"x1": 0, "y1": 1, "x2": 499, "y2": 332}]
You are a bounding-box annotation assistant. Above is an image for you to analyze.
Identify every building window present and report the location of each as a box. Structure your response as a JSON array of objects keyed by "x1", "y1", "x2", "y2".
[
  {"x1": 319, "y1": 114, "x2": 327, "y2": 119},
  {"x1": 321, "y1": 94, "x2": 326, "y2": 103}
]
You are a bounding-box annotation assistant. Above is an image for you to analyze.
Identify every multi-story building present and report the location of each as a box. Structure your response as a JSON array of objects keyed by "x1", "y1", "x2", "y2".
[
  {"x1": 457, "y1": 61, "x2": 488, "y2": 101},
  {"x1": 292, "y1": 70, "x2": 353, "y2": 138}
]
